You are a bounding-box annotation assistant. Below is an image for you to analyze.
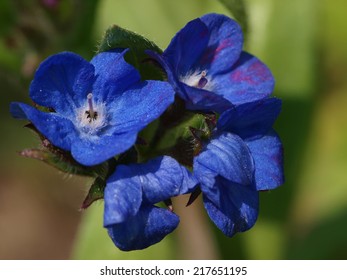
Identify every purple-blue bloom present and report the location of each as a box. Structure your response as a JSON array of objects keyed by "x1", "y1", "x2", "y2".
[
  {"x1": 104, "y1": 156, "x2": 197, "y2": 251},
  {"x1": 10, "y1": 49, "x2": 175, "y2": 166},
  {"x1": 193, "y1": 98, "x2": 284, "y2": 236},
  {"x1": 148, "y1": 13, "x2": 274, "y2": 113}
]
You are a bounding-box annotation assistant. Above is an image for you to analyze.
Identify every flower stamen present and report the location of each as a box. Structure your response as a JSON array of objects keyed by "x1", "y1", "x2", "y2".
[
  {"x1": 197, "y1": 71, "x2": 208, "y2": 89},
  {"x1": 181, "y1": 70, "x2": 210, "y2": 90},
  {"x1": 85, "y1": 93, "x2": 98, "y2": 122}
]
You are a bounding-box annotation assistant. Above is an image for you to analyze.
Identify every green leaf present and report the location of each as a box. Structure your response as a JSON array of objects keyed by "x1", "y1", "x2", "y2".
[
  {"x1": 98, "y1": 25, "x2": 164, "y2": 80},
  {"x1": 218, "y1": 0, "x2": 248, "y2": 39},
  {"x1": 81, "y1": 177, "x2": 106, "y2": 210}
]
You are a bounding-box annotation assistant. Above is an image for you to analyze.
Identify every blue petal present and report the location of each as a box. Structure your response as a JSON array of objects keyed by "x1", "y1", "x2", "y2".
[
  {"x1": 181, "y1": 83, "x2": 233, "y2": 113},
  {"x1": 10, "y1": 102, "x2": 77, "y2": 151},
  {"x1": 146, "y1": 51, "x2": 234, "y2": 113},
  {"x1": 217, "y1": 98, "x2": 282, "y2": 139},
  {"x1": 194, "y1": 132, "x2": 254, "y2": 186},
  {"x1": 104, "y1": 166, "x2": 143, "y2": 226},
  {"x1": 105, "y1": 156, "x2": 197, "y2": 204},
  {"x1": 213, "y1": 52, "x2": 275, "y2": 105},
  {"x1": 199, "y1": 13, "x2": 243, "y2": 75},
  {"x1": 29, "y1": 52, "x2": 95, "y2": 115},
  {"x1": 107, "y1": 80, "x2": 175, "y2": 134},
  {"x1": 245, "y1": 130, "x2": 284, "y2": 190},
  {"x1": 138, "y1": 156, "x2": 197, "y2": 202},
  {"x1": 163, "y1": 18, "x2": 209, "y2": 76},
  {"x1": 146, "y1": 50, "x2": 182, "y2": 93},
  {"x1": 90, "y1": 49, "x2": 141, "y2": 103},
  {"x1": 105, "y1": 205, "x2": 179, "y2": 251},
  {"x1": 70, "y1": 132, "x2": 137, "y2": 166},
  {"x1": 202, "y1": 177, "x2": 259, "y2": 237}
]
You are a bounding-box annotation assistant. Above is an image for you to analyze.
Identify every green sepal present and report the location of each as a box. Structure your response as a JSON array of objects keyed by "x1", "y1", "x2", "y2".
[
  {"x1": 186, "y1": 187, "x2": 202, "y2": 207},
  {"x1": 218, "y1": 0, "x2": 248, "y2": 40},
  {"x1": 140, "y1": 113, "x2": 208, "y2": 167},
  {"x1": 158, "y1": 112, "x2": 216, "y2": 167},
  {"x1": 117, "y1": 146, "x2": 138, "y2": 165},
  {"x1": 80, "y1": 177, "x2": 106, "y2": 210},
  {"x1": 97, "y1": 25, "x2": 164, "y2": 80},
  {"x1": 23, "y1": 124, "x2": 109, "y2": 178},
  {"x1": 138, "y1": 97, "x2": 195, "y2": 160},
  {"x1": 19, "y1": 148, "x2": 106, "y2": 177}
]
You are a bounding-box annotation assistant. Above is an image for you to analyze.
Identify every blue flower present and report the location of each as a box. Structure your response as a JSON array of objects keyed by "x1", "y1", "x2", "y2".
[
  {"x1": 147, "y1": 13, "x2": 274, "y2": 113},
  {"x1": 104, "y1": 156, "x2": 197, "y2": 251},
  {"x1": 10, "y1": 49, "x2": 175, "y2": 166},
  {"x1": 193, "y1": 98, "x2": 284, "y2": 236}
]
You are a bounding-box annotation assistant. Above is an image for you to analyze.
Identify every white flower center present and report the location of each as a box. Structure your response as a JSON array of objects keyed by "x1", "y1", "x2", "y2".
[
  {"x1": 180, "y1": 70, "x2": 213, "y2": 90},
  {"x1": 76, "y1": 93, "x2": 107, "y2": 136}
]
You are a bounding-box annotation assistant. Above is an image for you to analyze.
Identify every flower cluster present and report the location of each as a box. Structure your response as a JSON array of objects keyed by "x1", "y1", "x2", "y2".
[{"x1": 11, "y1": 13, "x2": 284, "y2": 251}]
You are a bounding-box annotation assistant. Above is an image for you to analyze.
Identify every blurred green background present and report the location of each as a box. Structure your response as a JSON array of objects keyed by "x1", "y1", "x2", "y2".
[{"x1": 1, "y1": 0, "x2": 347, "y2": 259}]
